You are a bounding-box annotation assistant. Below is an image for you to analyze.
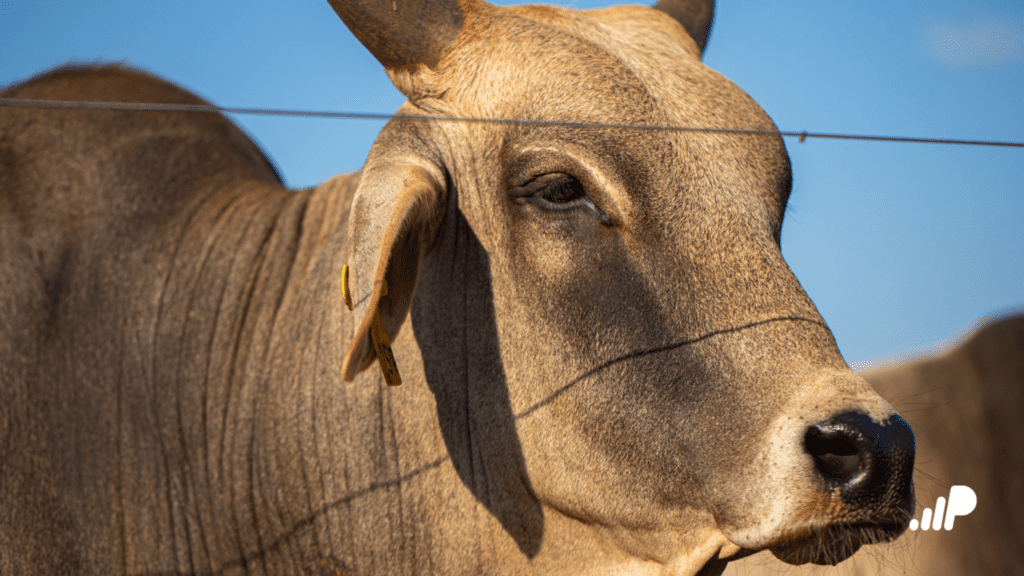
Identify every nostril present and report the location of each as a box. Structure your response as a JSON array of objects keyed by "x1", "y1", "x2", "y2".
[
  {"x1": 804, "y1": 412, "x2": 915, "y2": 510},
  {"x1": 805, "y1": 427, "x2": 865, "y2": 484},
  {"x1": 802, "y1": 412, "x2": 915, "y2": 530}
]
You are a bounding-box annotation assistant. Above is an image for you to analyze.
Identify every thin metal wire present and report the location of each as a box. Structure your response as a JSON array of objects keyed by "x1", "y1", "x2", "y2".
[{"x1": 1, "y1": 97, "x2": 1022, "y2": 148}]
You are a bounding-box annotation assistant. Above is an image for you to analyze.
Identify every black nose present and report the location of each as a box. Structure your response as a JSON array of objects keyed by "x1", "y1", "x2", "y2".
[{"x1": 804, "y1": 412, "x2": 915, "y2": 509}]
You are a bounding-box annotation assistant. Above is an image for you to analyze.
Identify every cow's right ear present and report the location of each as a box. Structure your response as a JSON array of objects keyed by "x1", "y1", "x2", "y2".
[{"x1": 341, "y1": 159, "x2": 447, "y2": 382}]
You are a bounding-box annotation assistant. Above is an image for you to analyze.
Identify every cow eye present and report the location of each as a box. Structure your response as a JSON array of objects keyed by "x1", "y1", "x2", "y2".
[{"x1": 518, "y1": 173, "x2": 593, "y2": 212}]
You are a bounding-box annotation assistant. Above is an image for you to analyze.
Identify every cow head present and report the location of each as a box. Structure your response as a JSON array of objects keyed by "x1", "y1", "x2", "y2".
[{"x1": 332, "y1": 0, "x2": 915, "y2": 573}]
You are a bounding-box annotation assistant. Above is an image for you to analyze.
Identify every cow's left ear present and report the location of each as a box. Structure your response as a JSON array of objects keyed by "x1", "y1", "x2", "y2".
[{"x1": 341, "y1": 157, "x2": 447, "y2": 383}]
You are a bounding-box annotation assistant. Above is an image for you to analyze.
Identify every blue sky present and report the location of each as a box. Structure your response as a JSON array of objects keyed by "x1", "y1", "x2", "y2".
[{"x1": 2, "y1": 0, "x2": 1021, "y2": 366}]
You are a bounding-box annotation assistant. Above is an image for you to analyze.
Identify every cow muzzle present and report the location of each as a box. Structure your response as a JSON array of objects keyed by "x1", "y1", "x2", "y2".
[
  {"x1": 769, "y1": 411, "x2": 916, "y2": 565},
  {"x1": 710, "y1": 369, "x2": 917, "y2": 569}
]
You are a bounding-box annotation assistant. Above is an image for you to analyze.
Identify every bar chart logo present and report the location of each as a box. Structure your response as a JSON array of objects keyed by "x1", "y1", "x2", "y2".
[{"x1": 909, "y1": 485, "x2": 976, "y2": 531}]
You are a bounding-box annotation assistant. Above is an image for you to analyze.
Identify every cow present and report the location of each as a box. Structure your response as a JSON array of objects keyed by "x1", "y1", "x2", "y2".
[
  {"x1": 722, "y1": 311, "x2": 1024, "y2": 576},
  {"x1": 0, "y1": 1, "x2": 917, "y2": 574}
]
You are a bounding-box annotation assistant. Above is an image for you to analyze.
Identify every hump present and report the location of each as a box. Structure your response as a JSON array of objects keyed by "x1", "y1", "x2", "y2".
[
  {"x1": 10, "y1": 63, "x2": 220, "y2": 108},
  {"x1": 4, "y1": 63, "x2": 281, "y2": 183},
  {"x1": 1, "y1": 64, "x2": 282, "y2": 237}
]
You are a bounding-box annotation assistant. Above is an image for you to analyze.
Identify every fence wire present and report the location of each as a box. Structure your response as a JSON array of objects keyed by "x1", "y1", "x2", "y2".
[{"x1": 1, "y1": 97, "x2": 1022, "y2": 149}]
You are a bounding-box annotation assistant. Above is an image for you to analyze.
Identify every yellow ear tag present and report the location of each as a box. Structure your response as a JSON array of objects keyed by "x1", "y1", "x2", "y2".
[
  {"x1": 342, "y1": 264, "x2": 354, "y2": 311},
  {"x1": 342, "y1": 264, "x2": 401, "y2": 386},
  {"x1": 369, "y1": 279, "x2": 402, "y2": 387}
]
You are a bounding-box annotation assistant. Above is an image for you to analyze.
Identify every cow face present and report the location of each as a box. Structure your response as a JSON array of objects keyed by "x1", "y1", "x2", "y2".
[{"x1": 336, "y1": 0, "x2": 915, "y2": 571}]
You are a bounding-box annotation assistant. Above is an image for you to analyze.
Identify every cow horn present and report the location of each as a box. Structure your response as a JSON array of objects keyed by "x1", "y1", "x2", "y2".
[
  {"x1": 652, "y1": 0, "x2": 714, "y2": 55},
  {"x1": 326, "y1": 0, "x2": 469, "y2": 71}
]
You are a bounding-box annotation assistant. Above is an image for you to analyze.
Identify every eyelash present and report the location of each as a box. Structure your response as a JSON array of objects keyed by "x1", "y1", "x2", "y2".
[
  {"x1": 532, "y1": 175, "x2": 590, "y2": 211},
  {"x1": 513, "y1": 172, "x2": 614, "y2": 226}
]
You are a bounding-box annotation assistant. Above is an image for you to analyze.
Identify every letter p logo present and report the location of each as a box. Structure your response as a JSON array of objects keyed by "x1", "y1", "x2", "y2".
[
  {"x1": 909, "y1": 485, "x2": 977, "y2": 531},
  {"x1": 943, "y1": 485, "x2": 977, "y2": 530}
]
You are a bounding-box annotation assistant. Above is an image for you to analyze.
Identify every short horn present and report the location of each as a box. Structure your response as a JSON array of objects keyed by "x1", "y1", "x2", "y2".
[
  {"x1": 327, "y1": 0, "x2": 468, "y2": 70},
  {"x1": 652, "y1": 0, "x2": 714, "y2": 55}
]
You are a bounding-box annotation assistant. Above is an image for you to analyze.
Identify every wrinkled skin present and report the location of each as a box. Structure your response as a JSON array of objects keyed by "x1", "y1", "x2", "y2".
[
  {"x1": 724, "y1": 313, "x2": 1024, "y2": 576},
  {"x1": 0, "y1": 1, "x2": 915, "y2": 575}
]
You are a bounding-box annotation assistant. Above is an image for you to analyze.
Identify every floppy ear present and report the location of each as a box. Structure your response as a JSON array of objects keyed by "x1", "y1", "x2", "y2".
[{"x1": 341, "y1": 157, "x2": 447, "y2": 382}]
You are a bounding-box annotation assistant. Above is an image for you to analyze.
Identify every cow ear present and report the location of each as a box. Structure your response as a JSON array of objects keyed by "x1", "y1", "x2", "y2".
[{"x1": 341, "y1": 160, "x2": 447, "y2": 382}]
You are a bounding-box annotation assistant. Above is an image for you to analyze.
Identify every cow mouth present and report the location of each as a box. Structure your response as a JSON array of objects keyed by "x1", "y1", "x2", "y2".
[{"x1": 766, "y1": 521, "x2": 907, "y2": 566}]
